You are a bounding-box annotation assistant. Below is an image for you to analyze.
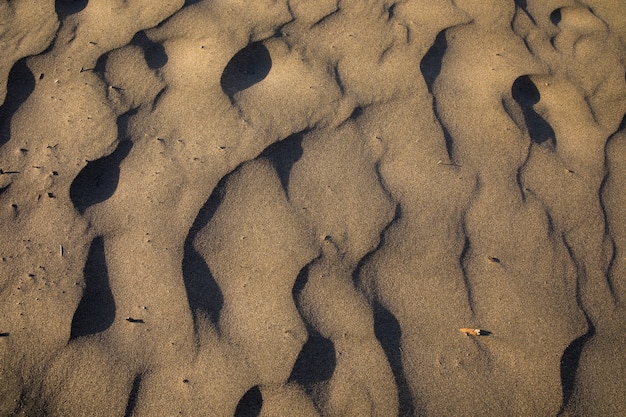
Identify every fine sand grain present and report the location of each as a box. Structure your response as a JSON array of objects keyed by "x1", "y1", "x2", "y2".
[{"x1": 1, "y1": 1, "x2": 625, "y2": 416}]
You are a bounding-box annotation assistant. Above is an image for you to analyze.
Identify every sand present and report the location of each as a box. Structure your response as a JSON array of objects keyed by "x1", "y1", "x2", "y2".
[{"x1": 0, "y1": 0, "x2": 625, "y2": 416}]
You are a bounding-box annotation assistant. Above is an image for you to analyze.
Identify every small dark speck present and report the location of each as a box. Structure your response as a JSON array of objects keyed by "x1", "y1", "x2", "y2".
[
  {"x1": 47, "y1": 192, "x2": 56, "y2": 198},
  {"x1": 488, "y1": 257, "x2": 501, "y2": 263},
  {"x1": 125, "y1": 317, "x2": 145, "y2": 323},
  {"x1": 183, "y1": 379, "x2": 189, "y2": 384},
  {"x1": 19, "y1": 148, "x2": 28, "y2": 153},
  {"x1": 39, "y1": 74, "x2": 44, "y2": 80},
  {"x1": 52, "y1": 171, "x2": 59, "y2": 176},
  {"x1": 0, "y1": 333, "x2": 9, "y2": 337}
]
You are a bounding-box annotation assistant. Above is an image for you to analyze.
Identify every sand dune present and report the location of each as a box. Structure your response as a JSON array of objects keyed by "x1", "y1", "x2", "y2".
[{"x1": 1, "y1": 0, "x2": 625, "y2": 416}]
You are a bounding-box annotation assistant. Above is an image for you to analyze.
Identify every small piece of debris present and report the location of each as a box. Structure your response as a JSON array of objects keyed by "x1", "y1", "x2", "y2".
[
  {"x1": 459, "y1": 328, "x2": 489, "y2": 336},
  {"x1": 436, "y1": 160, "x2": 460, "y2": 167},
  {"x1": 125, "y1": 317, "x2": 145, "y2": 323},
  {"x1": 0, "y1": 332, "x2": 9, "y2": 337}
]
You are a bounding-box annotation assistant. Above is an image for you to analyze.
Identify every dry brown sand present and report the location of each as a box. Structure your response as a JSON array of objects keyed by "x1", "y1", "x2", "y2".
[{"x1": 1, "y1": 0, "x2": 625, "y2": 416}]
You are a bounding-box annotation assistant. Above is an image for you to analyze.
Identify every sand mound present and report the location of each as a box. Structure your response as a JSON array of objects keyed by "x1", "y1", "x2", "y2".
[{"x1": 1, "y1": 0, "x2": 625, "y2": 416}]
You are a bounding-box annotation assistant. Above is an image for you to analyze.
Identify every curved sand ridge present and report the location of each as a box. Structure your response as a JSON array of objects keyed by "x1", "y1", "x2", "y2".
[{"x1": 0, "y1": 0, "x2": 625, "y2": 416}]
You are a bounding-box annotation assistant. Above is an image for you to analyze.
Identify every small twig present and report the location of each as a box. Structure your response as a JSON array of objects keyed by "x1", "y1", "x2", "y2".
[
  {"x1": 0, "y1": 169, "x2": 20, "y2": 174},
  {"x1": 437, "y1": 160, "x2": 461, "y2": 167},
  {"x1": 460, "y1": 328, "x2": 491, "y2": 336},
  {"x1": 125, "y1": 317, "x2": 145, "y2": 323}
]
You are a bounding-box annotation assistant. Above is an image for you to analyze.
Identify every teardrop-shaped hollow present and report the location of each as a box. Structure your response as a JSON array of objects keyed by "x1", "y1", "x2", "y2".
[{"x1": 220, "y1": 42, "x2": 272, "y2": 98}]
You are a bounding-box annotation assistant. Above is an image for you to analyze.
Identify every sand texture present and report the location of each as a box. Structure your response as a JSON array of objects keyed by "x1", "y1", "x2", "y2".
[{"x1": 1, "y1": 0, "x2": 625, "y2": 416}]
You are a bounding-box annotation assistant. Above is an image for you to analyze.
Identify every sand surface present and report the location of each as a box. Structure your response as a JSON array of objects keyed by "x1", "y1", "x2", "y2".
[{"x1": 1, "y1": 1, "x2": 625, "y2": 416}]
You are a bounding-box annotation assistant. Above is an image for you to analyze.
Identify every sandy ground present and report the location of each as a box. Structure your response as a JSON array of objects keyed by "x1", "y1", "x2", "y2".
[{"x1": 1, "y1": 0, "x2": 625, "y2": 416}]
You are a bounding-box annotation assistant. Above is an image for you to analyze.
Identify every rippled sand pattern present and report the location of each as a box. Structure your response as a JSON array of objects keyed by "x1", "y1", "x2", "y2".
[{"x1": 1, "y1": 1, "x2": 625, "y2": 416}]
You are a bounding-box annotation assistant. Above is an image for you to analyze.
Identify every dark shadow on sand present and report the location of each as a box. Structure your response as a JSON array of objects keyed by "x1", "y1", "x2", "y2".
[
  {"x1": 512, "y1": 75, "x2": 556, "y2": 146},
  {"x1": 221, "y1": 42, "x2": 272, "y2": 99},
  {"x1": 373, "y1": 302, "x2": 415, "y2": 417},
  {"x1": 420, "y1": 31, "x2": 456, "y2": 162},
  {"x1": 290, "y1": 263, "x2": 337, "y2": 391},
  {"x1": 182, "y1": 178, "x2": 226, "y2": 326},
  {"x1": 69, "y1": 138, "x2": 133, "y2": 214},
  {"x1": 259, "y1": 131, "x2": 306, "y2": 191},
  {"x1": 420, "y1": 30, "x2": 447, "y2": 96},
  {"x1": 131, "y1": 31, "x2": 168, "y2": 70},
  {"x1": 0, "y1": 59, "x2": 36, "y2": 148},
  {"x1": 289, "y1": 331, "x2": 336, "y2": 388},
  {"x1": 55, "y1": 0, "x2": 88, "y2": 19},
  {"x1": 70, "y1": 236, "x2": 116, "y2": 339},
  {"x1": 234, "y1": 385, "x2": 263, "y2": 417},
  {"x1": 559, "y1": 321, "x2": 595, "y2": 412},
  {"x1": 123, "y1": 374, "x2": 142, "y2": 417},
  {"x1": 69, "y1": 110, "x2": 136, "y2": 214}
]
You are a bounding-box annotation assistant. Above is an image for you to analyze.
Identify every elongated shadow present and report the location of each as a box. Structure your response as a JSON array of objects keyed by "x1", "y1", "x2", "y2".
[
  {"x1": 234, "y1": 386, "x2": 262, "y2": 417},
  {"x1": 373, "y1": 302, "x2": 415, "y2": 417},
  {"x1": 70, "y1": 110, "x2": 136, "y2": 214},
  {"x1": 292, "y1": 262, "x2": 311, "y2": 306},
  {"x1": 550, "y1": 8, "x2": 562, "y2": 25},
  {"x1": 352, "y1": 203, "x2": 401, "y2": 289},
  {"x1": 290, "y1": 261, "x2": 336, "y2": 390},
  {"x1": 512, "y1": 75, "x2": 556, "y2": 146},
  {"x1": 124, "y1": 374, "x2": 142, "y2": 417},
  {"x1": 560, "y1": 321, "x2": 594, "y2": 411},
  {"x1": 220, "y1": 42, "x2": 272, "y2": 99},
  {"x1": 514, "y1": 0, "x2": 537, "y2": 25},
  {"x1": 617, "y1": 113, "x2": 626, "y2": 133},
  {"x1": 0, "y1": 59, "x2": 35, "y2": 147},
  {"x1": 70, "y1": 236, "x2": 116, "y2": 339},
  {"x1": 131, "y1": 31, "x2": 168, "y2": 70},
  {"x1": 289, "y1": 331, "x2": 336, "y2": 388},
  {"x1": 259, "y1": 131, "x2": 305, "y2": 190},
  {"x1": 69, "y1": 139, "x2": 132, "y2": 214},
  {"x1": 420, "y1": 31, "x2": 456, "y2": 162},
  {"x1": 515, "y1": 0, "x2": 527, "y2": 8},
  {"x1": 182, "y1": 179, "x2": 226, "y2": 326},
  {"x1": 55, "y1": 0, "x2": 88, "y2": 18},
  {"x1": 420, "y1": 30, "x2": 447, "y2": 95}
]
